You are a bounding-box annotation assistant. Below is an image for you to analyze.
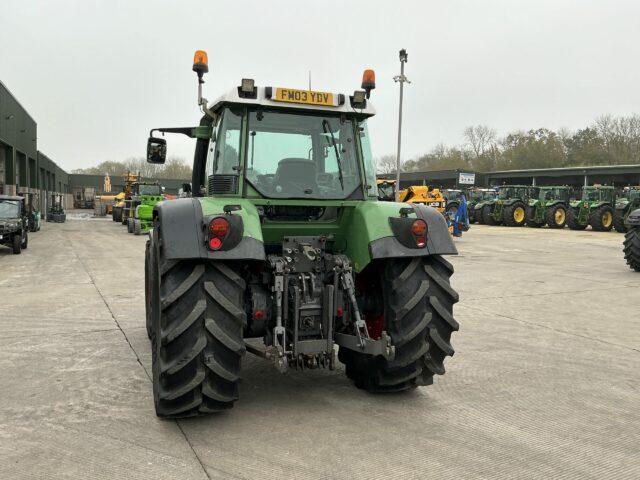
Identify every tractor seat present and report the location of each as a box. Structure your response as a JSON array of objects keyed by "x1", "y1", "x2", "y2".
[{"x1": 274, "y1": 158, "x2": 317, "y2": 192}]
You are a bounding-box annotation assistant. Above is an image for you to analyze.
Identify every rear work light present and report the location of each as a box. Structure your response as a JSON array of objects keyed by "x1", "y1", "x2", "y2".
[
  {"x1": 411, "y1": 219, "x2": 427, "y2": 248},
  {"x1": 208, "y1": 217, "x2": 230, "y2": 250}
]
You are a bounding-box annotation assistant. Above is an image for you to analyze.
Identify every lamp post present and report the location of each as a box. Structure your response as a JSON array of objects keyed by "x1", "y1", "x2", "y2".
[{"x1": 393, "y1": 49, "x2": 410, "y2": 201}]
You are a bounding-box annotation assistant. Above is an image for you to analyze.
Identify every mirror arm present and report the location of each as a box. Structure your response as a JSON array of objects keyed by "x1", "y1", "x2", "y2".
[{"x1": 149, "y1": 126, "x2": 214, "y2": 140}]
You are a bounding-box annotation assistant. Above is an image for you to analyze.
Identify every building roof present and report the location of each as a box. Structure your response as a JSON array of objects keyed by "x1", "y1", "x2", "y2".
[
  {"x1": 0, "y1": 79, "x2": 36, "y2": 124},
  {"x1": 487, "y1": 164, "x2": 640, "y2": 177}
]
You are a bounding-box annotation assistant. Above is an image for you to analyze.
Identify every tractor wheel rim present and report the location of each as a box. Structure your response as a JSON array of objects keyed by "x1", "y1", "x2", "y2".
[
  {"x1": 514, "y1": 207, "x2": 525, "y2": 222},
  {"x1": 555, "y1": 208, "x2": 566, "y2": 224},
  {"x1": 602, "y1": 211, "x2": 613, "y2": 227}
]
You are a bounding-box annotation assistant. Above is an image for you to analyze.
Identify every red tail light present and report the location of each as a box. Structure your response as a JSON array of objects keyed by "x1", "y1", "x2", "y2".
[
  {"x1": 208, "y1": 217, "x2": 229, "y2": 250},
  {"x1": 411, "y1": 219, "x2": 427, "y2": 248}
]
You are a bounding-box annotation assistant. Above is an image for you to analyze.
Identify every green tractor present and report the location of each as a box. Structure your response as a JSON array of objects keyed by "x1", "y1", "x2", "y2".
[
  {"x1": 623, "y1": 208, "x2": 640, "y2": 271},
  {"x1": 465, "y1": 188, "x2": 496, "y2": 224},
  {"x1": 525, "y1": 186, "x2": 572, "y2": 229},
  {"x1": 126, "y1": 183, "x2": 164, "y2": 235},
  {"x1": 567, "y1": 185, "x2": 616, "y2": 231},
  {"x1": 143, "y1": 52, "x2": 460, "y2": 418},
  {"x1": 481, "y1": 185, "x2": 532, "y2": 227},
  {"x1": 613, "y1": 187, "x2": 640, "y2": 233}
]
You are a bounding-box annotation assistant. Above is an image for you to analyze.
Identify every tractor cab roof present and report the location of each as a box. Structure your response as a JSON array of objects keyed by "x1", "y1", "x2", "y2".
[{"x1": 208, "y1": 85, "x2": 377, "y2": 118}]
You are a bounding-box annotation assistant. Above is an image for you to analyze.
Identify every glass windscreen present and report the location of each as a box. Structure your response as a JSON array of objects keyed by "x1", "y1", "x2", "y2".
[
  {"x1": 138, "y1": 185, "x2": 162, "y2": 195},
  {"x1": 245, "y1": 110, "x2": 362, "y2": 199},
  {"x1": 0, "y1": 201, "x2": 20, "y2": 218}
]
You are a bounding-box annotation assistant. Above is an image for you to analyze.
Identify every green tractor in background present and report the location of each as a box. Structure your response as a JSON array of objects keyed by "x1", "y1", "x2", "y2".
[
  {"x1": 466, "y1": 188, "x2": 496, "y2": 224},
  {"x1": 125, "y1": 182, "x2": 162, "y2": 233},
  {"x1": 567, "y1": 185, "x2": 616, "y2": 231},
  {"x1": 525, "y1": 186, "x2": 572, "y2": 229},
  {"x1": 623, "y1": 208, "x2": 640, "y2": 271},
  {"x1": 481, "y1": 185, "x2": 532, "y2": 226},
  {"x1": 143, "y1": 51, "x2": 460, "y2": 418},
  {"x1": 131, "y1": 184, "x2": 165, "y2": 235},
  {"x1": 613, "y1": 186, "x2": 640, "y2": 233}
]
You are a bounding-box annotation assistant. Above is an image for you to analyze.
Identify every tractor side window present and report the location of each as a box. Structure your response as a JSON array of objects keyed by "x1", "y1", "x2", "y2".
[
  {"x1": 209, "y1": 109, "x2": 241, "y2": 175},
  {"x1": 358, "y1": 120, "x2": 378, "y2": 198},
  {"x1": 205, "y1": 108, "x2": 242, "y2": 194}
]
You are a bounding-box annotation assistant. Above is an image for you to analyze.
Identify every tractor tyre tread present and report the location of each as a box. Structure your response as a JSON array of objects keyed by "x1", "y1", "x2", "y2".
[
  {"x1": 589, "y1": 205, "x2": 614, "y2": 232},
  {"x1": 623, "y1": 229, "x2": 640, "y2": 271},
  {"x1": 546, "y1": 204, "x2": 567, "y2": 229},
  {"x1": 613, "y1": 210, "x2": 628, "y2": 233},
  {"x1": 340, "y1": 256, "x2": 459, "y2": 393},
  {"x1": 149, "y1": 234, "x2": 246, "y2": 418},
  {"x1": 482, "y1": 205, "x2": 497, "y2": 225},
  {"x1": 503, "y1": 202, "x2": 526, "y2": 227},
  {"x1": 566, "y1": 208, "x2": 587, "y2": 230}
]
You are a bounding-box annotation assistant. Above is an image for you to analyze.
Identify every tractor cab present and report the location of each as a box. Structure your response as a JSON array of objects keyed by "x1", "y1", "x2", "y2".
[{"x1": 581, "y1": 185, "x2": 615, "y2": 203}]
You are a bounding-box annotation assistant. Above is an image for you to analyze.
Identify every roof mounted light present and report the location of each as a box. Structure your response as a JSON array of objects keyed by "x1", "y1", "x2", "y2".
[
  {"x1": 241, "y1": 78, "x2": 254, "y2": 92},
  {"x1": 351, "y1": 90, "x2": 367, "y2": 109},
  {"x1": 361, "y1": 69, "x2": 376, "y2": 99},
  {"x1": 192, "y1": 50, "x2": 209, "y2": 77},
  {"x1": 238, "y1": 78, "x2": 257, "y2": 99}
]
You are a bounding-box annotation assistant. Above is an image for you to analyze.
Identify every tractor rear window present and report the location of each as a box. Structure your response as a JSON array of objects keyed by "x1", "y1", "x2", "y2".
[{"x1": 245, "y1": 110, "x2": 363, "y2": 199}]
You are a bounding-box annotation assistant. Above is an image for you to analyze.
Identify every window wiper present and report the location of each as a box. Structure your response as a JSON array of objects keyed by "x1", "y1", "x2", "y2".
[{"x1": 322, "y1": 119, "x2": 344, "y2": 190}]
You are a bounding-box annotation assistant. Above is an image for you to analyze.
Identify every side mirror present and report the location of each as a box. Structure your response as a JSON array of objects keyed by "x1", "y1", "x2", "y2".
[{"x1": 147, "y1": 137, "x2": 167, "y2": 164}]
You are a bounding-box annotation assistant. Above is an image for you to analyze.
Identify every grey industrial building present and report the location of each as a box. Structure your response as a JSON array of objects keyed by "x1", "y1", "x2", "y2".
[
  {"x1": 1, "y1": 80, "x2": 186, "y2": 214},
  {"x1": 0, "y1": 80, "x2": 71, "y2": 213}
]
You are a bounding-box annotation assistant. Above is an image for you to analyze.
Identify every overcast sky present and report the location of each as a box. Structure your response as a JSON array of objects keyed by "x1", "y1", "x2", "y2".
[{"x1": 2, "y1": 0, "x2": 639, "y2": 172}]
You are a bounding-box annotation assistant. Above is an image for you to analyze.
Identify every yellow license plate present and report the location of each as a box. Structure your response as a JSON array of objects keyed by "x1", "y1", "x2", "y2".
[{"x1": 272, "y1": 88, "x2": 335, "y2": 106}]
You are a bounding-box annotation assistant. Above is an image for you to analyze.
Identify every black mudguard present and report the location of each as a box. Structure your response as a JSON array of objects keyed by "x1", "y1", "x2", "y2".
[
  {"x1": 154, "y1": 198, "x2": 265, "y2": 261},
  {"x1": 369, "y1": 204, "x2": 457, "y2": 259}
]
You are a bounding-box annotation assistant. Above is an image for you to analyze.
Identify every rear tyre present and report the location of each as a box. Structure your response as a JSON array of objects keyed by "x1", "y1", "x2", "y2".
[
  {"x1": 546, "y1": 204, "x2": 567, "y2": 229},
  {"x1": 482, "y1": 205, "x2": 497, "y2": 225},
  {"x1": 127, "y1": 217, "x2": 134, "y2": 233},
  {"x1": 567, "y1": 208, "x2": 587, "y2": 230},
  {"x1": 134, "y1": 219, "x2": 142, "y2": 236},
  {"x1": 613, "y1": 210, "x2": 628, "y2": 233},
  {"x1": 589, "y1": 205, "x2": 614, "y2": 232},
  {"x1": 624, "y1": 229, "x2": 640, "y2": 271},
  {"x1": 149, "y1": 234, "x2": 247, "y2": 418},
  {"x1": 504, "y1": 202, "x2": 526, "y2": 227},
  {"x1": 341, "y1": 256, "x2": 459, "y2": 392},
  {"x1": 525, "y1": 207, "x2": 543, "y2": 228},
  {"x1": 21, "y1": 231, "x2": 28, "y2": 250},
  {"x1": 474, "y1": 208, "x2": 484, "y2": 224},
  {"x1": 12, "y1": 235, "x2": 22, "y2": 254}
]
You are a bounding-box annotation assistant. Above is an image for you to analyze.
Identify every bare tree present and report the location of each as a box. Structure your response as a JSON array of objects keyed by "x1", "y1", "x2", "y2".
[
  {"x1": 375, "y1": 154, "x2": 398, "y2": 174},
  {"x1": 463, "y1": 125, "x2": 497, "y2": 158}
]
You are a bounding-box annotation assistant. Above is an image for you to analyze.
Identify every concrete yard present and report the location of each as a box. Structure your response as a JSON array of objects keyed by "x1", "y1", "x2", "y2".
[{"x1": 0, "y1": 215, "x2": 638, "y2": 480}]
